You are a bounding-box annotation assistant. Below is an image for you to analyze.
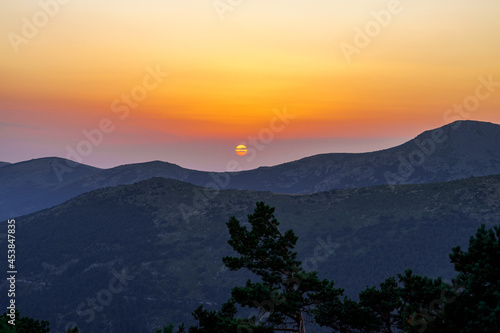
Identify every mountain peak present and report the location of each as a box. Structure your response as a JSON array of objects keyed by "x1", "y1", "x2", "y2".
[
  {"x1": 420, "y1": 120, "x2": 500, "y2": 154},
  {"x1": 3, "y1": 156, "x2": 100, "y2": 170},
  {"x1": 2, "y1": 120, "x2": 500, "y2": 221},
  {"x1": 443, "y1": 119, "x2": 500, "y2": 132},
  {"x1": 413, "y1": 120, "x2": 499, "y2": 140},
  {"x1": 0, "y1": 157, "x2": 101, "y2": 190}
]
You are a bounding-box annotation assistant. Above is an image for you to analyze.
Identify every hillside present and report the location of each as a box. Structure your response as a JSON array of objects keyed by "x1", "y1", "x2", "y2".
[
  {"x1": 2, "y1": 120, "x2": 500, "y2": 222},
  {"x1": 1, "y1": 175, "x2": 500, "y2": 332},
  {"x1": 229, "y1": 120, "x2": 500, "y2": 192},
  {"x1": 0, "y1": 157, "x2": 101, "y2": 221}
]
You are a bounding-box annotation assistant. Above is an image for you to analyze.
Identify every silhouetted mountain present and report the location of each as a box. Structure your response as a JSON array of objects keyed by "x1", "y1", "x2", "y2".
[
  {"x1": 2, "y1": 120, "x2": 500, "y2": 221},
  {"x1": 3, "y1": 175, "x2": 500, "y2": 332},
  {"x1": 229, "y1": 120, "x2": 500, "y2": 192},
  {"x1": 0, "y1": 162, "x2": 10, "y2": 168},
  {"x1": 73, "y1": 160, "x2": 213, "y2": 191},
  {"x1": 0, "y1": 157, "x2": 215, "y2": 221},
  {"x1": 0, "y1": 157, "x2": 101, "y2": 221}
]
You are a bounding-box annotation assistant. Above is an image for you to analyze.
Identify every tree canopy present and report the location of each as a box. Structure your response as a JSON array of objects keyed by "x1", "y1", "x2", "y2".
[
  {"x1": 0, "y1": 310, "x2": 50, "y2": 333},
  {"x1": 221, "y1": 202, "x2": 344, "y2": 332},
  {"x1": 187, "y1": 202, "x2": 500, "y2": 333}
]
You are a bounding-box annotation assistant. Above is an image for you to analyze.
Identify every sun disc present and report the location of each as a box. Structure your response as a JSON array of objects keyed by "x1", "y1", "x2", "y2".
[{"x1": 235, "y1": 145, "x2": 248, "y2": 156}]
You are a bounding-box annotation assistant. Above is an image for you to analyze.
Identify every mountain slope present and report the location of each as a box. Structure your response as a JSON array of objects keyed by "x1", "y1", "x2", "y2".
[
  {"x1": 2, "y1": 120, "x2": 500, "y2": 221},
  {"x1": 0, "y1": 162, "x2": 10, "y2": 168},
  {"x1": 0, "y1": 157, "x2": 101, "y2": 220},
  {"x1": 227, "y1": 120, "x2": 500, "y2": 192},
  {"x1": 2, "y1": 175, "x2": 500, "y2": 332},
  {"x1": 0, "y1": 158, "x2": 215, "y2": 221}
]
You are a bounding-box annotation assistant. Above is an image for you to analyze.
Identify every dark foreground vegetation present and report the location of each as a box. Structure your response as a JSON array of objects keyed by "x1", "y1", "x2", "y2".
[{"x1": 3, "y1": 202, "x2": 499, "y2": 332}]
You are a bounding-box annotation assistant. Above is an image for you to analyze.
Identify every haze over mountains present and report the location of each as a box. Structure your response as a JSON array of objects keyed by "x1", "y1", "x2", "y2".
[{"x1": 1, "y1": 120, "x2": 500, "y2": 221}]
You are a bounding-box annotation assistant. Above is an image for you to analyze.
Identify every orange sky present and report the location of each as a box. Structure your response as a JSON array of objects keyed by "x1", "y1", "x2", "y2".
[{"x1": 1, "y1": 0, "x2": 499, "y2": 170}]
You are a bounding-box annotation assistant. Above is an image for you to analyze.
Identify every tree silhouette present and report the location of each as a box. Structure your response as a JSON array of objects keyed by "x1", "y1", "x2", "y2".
[
  {"x1": 185, "y1": 206, "x2": 500, "y2": 333},
  {"x1": 222, "y1": 202, "x2": 344, "y2": 333},
  {"x1": 0, "y1": 310, "x2": 50, "y2": 333}
]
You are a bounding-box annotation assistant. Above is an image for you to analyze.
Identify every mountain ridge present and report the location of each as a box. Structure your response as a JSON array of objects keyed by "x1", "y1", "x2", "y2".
[
  {"x1": 1, "y1": 120, "x2": 500, "y2": 221},
  {"x1": 3, "y1": 173, "x2": 500, "y2": 332}
]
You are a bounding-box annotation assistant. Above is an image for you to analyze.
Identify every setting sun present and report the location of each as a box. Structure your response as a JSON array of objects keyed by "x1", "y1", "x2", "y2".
[{"x1": 235, "y1": 145, "x2": 248, "y2": 156}]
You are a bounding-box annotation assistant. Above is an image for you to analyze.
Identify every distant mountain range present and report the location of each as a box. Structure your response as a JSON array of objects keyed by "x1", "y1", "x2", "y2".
[
  {"x1": 1, "y1": 120, "x2": 500, "y2": 222},
  {"x1": 2, "y1": 120, "x2": 500, "y2": 332},
  {"x1": 3, "y1": 174, "x2": 500, "y2": 332}
]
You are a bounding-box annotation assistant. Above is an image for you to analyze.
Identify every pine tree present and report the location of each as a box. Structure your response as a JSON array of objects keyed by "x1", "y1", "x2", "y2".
[
  {"x1": 188, "y1": 299, "x2": 272, "y2": 333},
  {"x1": 0, "y1": 310, "x2": 50, "y2": 333},
  {"x1": 358, "y1": 276, "x2": 403, "y2": 332},
  {"x1": 447, "y1": 224, "x2": 500, "y2": 331},
  {"x1": 222, "y1": 202, "x2": 344, "y2": 333}
]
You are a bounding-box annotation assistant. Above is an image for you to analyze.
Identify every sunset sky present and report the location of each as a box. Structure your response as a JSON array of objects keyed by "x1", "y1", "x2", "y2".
[{"x1": 1, "y1": 0, "x2": 499, "y2": 171}]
